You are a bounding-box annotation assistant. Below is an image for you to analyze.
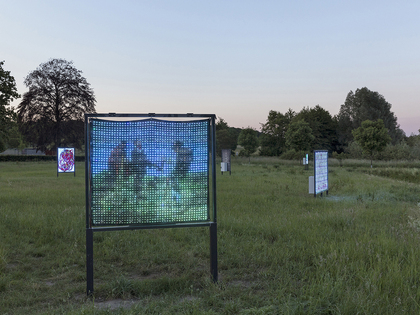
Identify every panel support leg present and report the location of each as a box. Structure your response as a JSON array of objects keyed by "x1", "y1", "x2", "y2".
[
  {"x1": 209, "y1": 222, "x2": 218, "y2": 282},
  {"x1": 86, "y1": 228, "x2": 94, "y2": 296}
]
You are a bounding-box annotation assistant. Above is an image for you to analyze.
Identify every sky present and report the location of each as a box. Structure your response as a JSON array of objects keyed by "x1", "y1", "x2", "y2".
[{"x1": 2, "y1": 0, "x2": 419, "y2": 135}]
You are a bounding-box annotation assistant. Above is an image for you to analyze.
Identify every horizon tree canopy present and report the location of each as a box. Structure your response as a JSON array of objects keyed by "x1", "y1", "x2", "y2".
[
  {"x1": 0, "y1": 60, "x2": 21, "y2": 152},
  {"x1": 337, "y1": 87, "x2": 403, "y2": 148},
  {"x1": 17, "y1": 58, "x2": 96, "y2": 151}
]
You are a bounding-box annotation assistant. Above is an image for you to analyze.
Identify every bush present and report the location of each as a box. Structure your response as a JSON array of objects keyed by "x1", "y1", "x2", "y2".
[
  {"x1": 410, "y1": 143, "x2": 420, "y2": 160},
  {"x1": 280, "y1": 149, "x2": 305, "y2": 160},
  {"x1": 379, "y1": 142, "x2": 411, "y2": 160},
  {"x1": 345, "y1": 141, "x2": 363, "y2": 159},
  {"x1": 0, "y1": 155, "x2": 85, "y2": 162}
]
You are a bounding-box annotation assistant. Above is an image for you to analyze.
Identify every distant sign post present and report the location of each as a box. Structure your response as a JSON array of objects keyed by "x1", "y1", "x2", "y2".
[
  {"x1": 303, "y1": 153, "x2": 309, "y2": 170},
  {"x1": 314, "y1": 150, "x2": 328, "y2": 197},
  {"x1": 57, "y1": 147, "x2": 75, "y2": 177},
  {"x1": 221, "y1": 149, "x2": 231, "y2": 175}
]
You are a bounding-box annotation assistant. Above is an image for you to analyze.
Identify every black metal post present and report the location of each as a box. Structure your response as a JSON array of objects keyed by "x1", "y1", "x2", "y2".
[
  {"x1": 210, "y1": 115, "x2": 218, "y2": 282},
  {"x1": 85, "y1": 114, "x2": 94, "y2": 296},
  {"x1": 313, "y1": 151, "x2": 316, "y2": 198},
  {"x1": 210, "y1": 222, "x2": 218, "y2": 282},
  {"x1": 86, "y1": 228, "x2": 94, "y2": 296}
]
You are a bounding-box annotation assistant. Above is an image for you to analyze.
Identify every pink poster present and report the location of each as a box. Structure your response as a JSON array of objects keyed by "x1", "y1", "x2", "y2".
[{"x1": 57, "y1": 148, "x2": 75, "y2": 173}]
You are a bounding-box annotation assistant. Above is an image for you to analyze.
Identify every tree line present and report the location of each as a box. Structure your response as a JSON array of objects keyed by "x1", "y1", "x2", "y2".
[
  {"x1": 219, "y1": 88, "x2": 419, "y2": 161},
  {"x1": 1, "y1": 58, "x2": 419, "y2": 161}
]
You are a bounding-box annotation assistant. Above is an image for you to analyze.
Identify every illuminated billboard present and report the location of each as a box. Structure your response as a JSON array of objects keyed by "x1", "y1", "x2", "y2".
[
  {"x1": 85, "y1": 115, "x2": 215, "y2": 227},
  {"x1": 57, "y1": 147, "x2": 75, "y2": 173},
  {"x1": 314, "y1": 150, "x2": 328, "y2": 196},
  {"x1": 84, "y1": 114, "x2": 218, "y2": 295}
]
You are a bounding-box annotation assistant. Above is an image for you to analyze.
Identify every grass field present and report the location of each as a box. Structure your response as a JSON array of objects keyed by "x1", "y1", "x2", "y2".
[{"x1": 1, "y1": 158, "x2": 420, "y2": 314}]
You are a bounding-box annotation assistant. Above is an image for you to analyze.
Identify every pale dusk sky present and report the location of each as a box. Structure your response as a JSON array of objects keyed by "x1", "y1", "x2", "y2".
[{"x1": 2, "y1": 0, "x2": 419, "y2": 135}]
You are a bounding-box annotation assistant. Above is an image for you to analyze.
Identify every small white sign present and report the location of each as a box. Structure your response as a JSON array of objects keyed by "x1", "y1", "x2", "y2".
[{"x1": 314, "y1": 151, "x2": 328, "y2": 194}]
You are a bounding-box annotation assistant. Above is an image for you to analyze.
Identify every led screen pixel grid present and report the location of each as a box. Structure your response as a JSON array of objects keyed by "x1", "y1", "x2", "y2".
[{"x1": 88, "y1": 118, "x2": 210, "y2": 226}]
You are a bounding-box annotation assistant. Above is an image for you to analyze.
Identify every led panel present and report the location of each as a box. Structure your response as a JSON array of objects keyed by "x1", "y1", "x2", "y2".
[
  {"x1": 88, "y1": 118, "x2": 210, "y2": 226},
  {"x1": 57, "y1": 147, "x2": 75, "y2": 173},
  {"x1": 314, "y1": 150, "x2": 328, "y2": 194}
]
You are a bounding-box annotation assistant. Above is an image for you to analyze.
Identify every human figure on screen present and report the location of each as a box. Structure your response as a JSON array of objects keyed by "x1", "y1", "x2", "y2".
[
  {"x1": 130, "y1": 140, "x2": 161, "y2": 196},
  {"x1": 171, "y1": 141, "x2": 193, "y2": 194},
  {"x1": 108, "y1": 141, "x2": 128, "y2": 177}
]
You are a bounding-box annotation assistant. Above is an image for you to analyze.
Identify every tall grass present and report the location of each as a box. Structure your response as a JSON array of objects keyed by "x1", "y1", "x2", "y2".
[{"x1": 1, "y1": 160, "x2": 420, "y2": 314}]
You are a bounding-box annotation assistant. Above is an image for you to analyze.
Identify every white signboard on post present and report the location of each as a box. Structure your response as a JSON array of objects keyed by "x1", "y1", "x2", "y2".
[
  {"x1": 314, "y1": 150, "x2": 328, "y2": 196},
  {"x1": 221, "y1": 149, "x2": 231, "y2": 174}
]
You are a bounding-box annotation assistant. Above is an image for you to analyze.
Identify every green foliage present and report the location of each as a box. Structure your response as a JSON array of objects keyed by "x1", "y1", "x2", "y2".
[
  {"x1": 365, "y1": 167, "x2": 420, "y2": 185},
  {"x1": 0, "y1": 155, "x2": 85, "y2": 162},
  {"x1": 238, "y1": 127, "x2": 259, "y2": 157},
  {"x1": 345, "y1": 141, "x2": 363, "y2": 159},
  {"x1": 293, "y1": 105, "x2": 338, "y2": 152},
  {"x1": 352, "y1": 119, "x2": 391, "y2": 166},
  {"x1": 285, "y1": 119, "x2": 315, "y2": 151},
  {"x1": 332, "y1": 151, "x2": 347, "y2": 166},
  {"x1": 17, "y1": 59, "x2": 96, "y2": 151},
  {"x1": 379, "y1": 141, "x2": 411, "y2": 160},
  {"x1": 0, "y1": 61, "x2": 20, "y2": 107},
  {"x1": 406, "y1": 130, "x2": 420, "y2": 147},
  {"x1": 337, "y1": 87, "x2": 403, "y2": 148},
  {"x1": 215, "y1": 117, "x2": 238, "y2": 156},
  {"x1": 259, "y1": 109, "x2": 295, "y2": 156},
  {"x1": 6, "y1": 123, "x2": 25, "y2": 149},
  {"x1": 0, "y1": 138, "x2": 5, "y2": 153},
  {"x1": 280, "y1": 148, "x2": 305, "y2": 160},
  {"x1": 0, "y1": 61, "x2": 21, "y2": 152}
]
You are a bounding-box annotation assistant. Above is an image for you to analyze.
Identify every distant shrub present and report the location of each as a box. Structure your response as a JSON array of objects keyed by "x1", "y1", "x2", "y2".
[
  {"x1": 0, "y1": 155, "x2": 85, "y2": 162},
  {"x1": 280, "y1": 149, "x2": 305, "y2": 161},
  {"x1": 378, "y1": 142, "x2": 411, "y2": 160},
  {"x1": 345, "y1": 141, "x2": 363, "y2": 159}
]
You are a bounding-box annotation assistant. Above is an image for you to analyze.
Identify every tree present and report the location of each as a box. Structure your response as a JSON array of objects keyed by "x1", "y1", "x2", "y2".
[
  {"x1": 238, "y1": 127, "x2": 259, "y2": 161},
  {"x1": 0, "y1": 61, "x2": 21, "y2": 152},
  {"x1": 216, "y1": 117, "x2": 238, "y2": 156},
  {"x1": 293, "y1": 105, "x2": 338, "y2": 152},
  {"x1": 405, "y1": 129, "x2": 420, "y2": 148},
  {"x1": 352, "y1": 119, "x2": 391, "y2": 167},
  {"x1": 285, "y1": 119, "x2": 315, "y2": 152},
  {"x1": 0, "y1": 61, "x2": 20, "y2": 106},
  {"x1": 259, "y1": 109, "x2": 295, "y2": 156},
  {"x1": 336, "y1": 87, "x2": 403, "y2": 149},
  {"x1": 17, "y1": 59, "x2": 96, "y2": 151}
]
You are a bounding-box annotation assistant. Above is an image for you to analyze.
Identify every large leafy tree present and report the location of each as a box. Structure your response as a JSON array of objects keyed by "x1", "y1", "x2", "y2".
[
  {"x1": 216, "y1": 117, "x2": 239, "y2": 156},
  {"x1": 0, "y1": 61, "x2": 21, "y2": 152},
  {"x1": 352, "y1": 119, "x2": 391, "y2": 167},
  {"x1": 285, "y1": 119, "x2": 315, "y2": 152},
  {"x1": 17, "y1": 59, "x2": 96, "y2": 151},
  {"x1": 293, "y1": 105, "x2": 338, "y2": 152},
  {"x1": 259, "y1": 109, "x2": 295, "y2": 156},
  {"x1": 238, "y1": 127, "x2": 259, "y2": 160},
  {"x1": 337, "y1": 87, "x2": 403, "y2": 149}
]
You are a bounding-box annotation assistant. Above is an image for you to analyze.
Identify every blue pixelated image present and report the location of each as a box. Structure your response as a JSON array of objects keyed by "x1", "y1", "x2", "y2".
[{"x1": 89, "y1": 118, "x2": 210, "y2": 226}]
